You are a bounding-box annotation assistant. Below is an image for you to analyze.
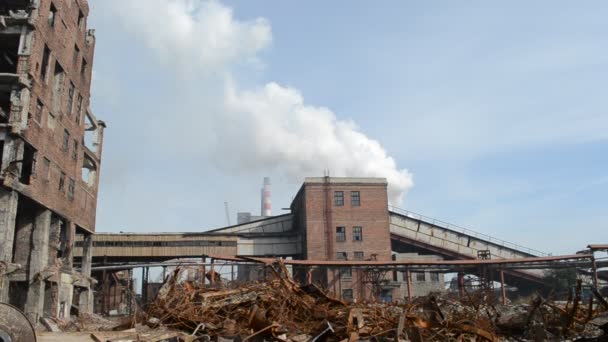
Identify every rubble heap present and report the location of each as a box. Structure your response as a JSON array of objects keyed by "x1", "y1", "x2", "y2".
[{"x1": 144, "y1": 261, "x2": 608, "y2": 341}]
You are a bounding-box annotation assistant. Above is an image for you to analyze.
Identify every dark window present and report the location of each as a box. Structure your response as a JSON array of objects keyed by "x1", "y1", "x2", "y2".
[
  {"x1": 335, "y1": 226, "x2": 345, "y2": 242},
  {"x1": 62, "y1": 129, "x2": 69, "y2": 151},
  {"x1": 415, "y1": 272, "x2": 425, "y2": 282},
  {"x1": 71, "y1": 139, "x2": 78, "y2": 160},
  {"x1": 67, "y1": 82, "x2": 75, "y2": 114},
  {"x1": 35, "y1": 100, "x2": 43, "y2": 123},
  {"x1": 351, "y1": 191, "x2": 360, "y2": 206},
  {"x1": 58, "y1": 171, "x2": 65, "y2": 191},
  {"x1": 48, "y1": 3, "x2": 57, "y2": 27},
  {"x1": 68, "y1": 178, "x2": 75, "y2": 200},
  {"x1": 40, "y1": 45, "x2": 50, "y2": 80},
  {"x1": 352, "y1": 226, "x2": 363, "y2": 241},
  {"x1": 73, "y1": 44, "x2": 79, "y2": 65},
  {"x1": 430, "y1": 272, "x2": 439, "y2": 282},
  {"x1": 42, "y1": 158, "x2": 50, "y2": 180},
  {"x1": 341, "y1": 267, "x2": 352, "y2": 278},
  {"x1": 80, "y1": 58, "x2": 87, "y2": 77},
  {"x1": 354, "y1": 251, "x2": 364, "y2": 260},
  {"x1": 76, "y1": 94, "x2": 83, "y2": 123},
  {"x1": 342, "y1": 288, "x2": 353, "y2": 301},
  {"x1": 78, "y1": 10, "x2": 85, "y2": 31},
  {"x1": 334, "y1": 191, "x2": 344, "y2": 206},
  {"x1": 336, "y1": 252, "x2": 347, "y2": 260}
]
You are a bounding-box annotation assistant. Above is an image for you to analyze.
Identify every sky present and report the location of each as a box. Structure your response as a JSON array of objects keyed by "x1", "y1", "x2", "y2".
[{"x1": 87, "y1": 1, "x2": 608, "y2": 255}]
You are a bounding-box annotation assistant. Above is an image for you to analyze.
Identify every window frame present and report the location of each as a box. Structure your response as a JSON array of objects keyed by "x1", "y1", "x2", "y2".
[
  {"x1": 334, "y1": 191, "x2": 344, "y2": 206},
  {"x1": 351, "y1": 191, "x2": 360, "y2": 206},
  {"x1": 335, "y1": 226, "x2": 346, "y2": 242},
  {"x1": 352, "y1": 226, "x2": 363, "y2": 242}
]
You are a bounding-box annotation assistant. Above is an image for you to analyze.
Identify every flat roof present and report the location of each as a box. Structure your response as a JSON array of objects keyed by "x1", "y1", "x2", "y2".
[{"x1": 304, "y1": 177, "x2": 387, "y2": 184}]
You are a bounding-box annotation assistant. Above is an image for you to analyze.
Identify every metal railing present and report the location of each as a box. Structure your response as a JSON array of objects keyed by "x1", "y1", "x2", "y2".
[{"x1": 388, "y1": 206, "x2": 549, "y2": 257}]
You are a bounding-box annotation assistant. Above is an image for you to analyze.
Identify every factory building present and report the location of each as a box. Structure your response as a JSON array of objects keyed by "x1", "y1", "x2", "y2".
[{"x1": 0, "y1": 0, "x2": 104, "y2": 323}]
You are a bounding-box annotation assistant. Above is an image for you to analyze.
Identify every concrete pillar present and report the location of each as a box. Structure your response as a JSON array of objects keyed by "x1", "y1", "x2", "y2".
[
  {"x1": 0, "y1": 188, "x2": 18, "y2": 302},
  {"x1": 79, "y1": 233, "x2": 93, "y2": 314},
  {"x1": 24, "y1": 209, "x2": 51, "y2": 323}
]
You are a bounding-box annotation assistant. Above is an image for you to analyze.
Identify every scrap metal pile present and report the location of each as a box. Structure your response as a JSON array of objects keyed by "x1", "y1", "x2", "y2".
[{"x1": 145, "y1": 262, "x2": 608, "y2": 341}]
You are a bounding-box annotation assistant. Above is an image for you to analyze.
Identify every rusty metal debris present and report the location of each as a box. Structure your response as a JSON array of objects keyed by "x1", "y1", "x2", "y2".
[{"x1": 138, "y1": 260, "x2": 608, "y2": 341}]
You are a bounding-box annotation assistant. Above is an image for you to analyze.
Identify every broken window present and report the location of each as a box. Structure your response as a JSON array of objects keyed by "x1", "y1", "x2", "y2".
[
  {"x1": 81, "y1": 154, "x2": 97, "y2": 187},
  {"x1": 335, "y1": 226, "x2": 345, "y2": 242},
  {"x1": 342, "y1": 289, "x2": 353, "y2": 301},
  {"x1": 66, "y1": 82, "x2": 75, "y2": 115},
  {"x1": 73, "y1": 44, "x2": 79, "y2": 66},
  {"x1": 75, "y1": 94, "x2": 82, "y2": 123},
  {"x1": 20, "y1": 144, "x2": 36, "y2": 185},
  {"x1": 0, "y1": 91, "x2": 9, "y2": 123},
  {"x1": 80, "y1": 58, "x2": 87, "y2": 77},
  {"x1": 72, "y1": 139, "x2": 78, "y2": 160},
  {"x1": 35, "y1": 100, "x2": 43, "y2": 123},
  {"x1": 42, "y1": 157, "x2": 50, "y2": 180},
  {"x1": 40, "y1": 45, "x2": 51, "y2": 81},
  {"x1": 62, "y1": 129, "x2": 69, "y2": 152},
  {"x1": 78, "y1": 10, "x2": 85, "y2": 31},
  {"x1": 48, "y1": 2, "x2": 57, "y2": 27},
  {"x1": 68, "y1": 178, "x2": 75, "y2": 200},
  {"x1": 52, "y1": 61, "x2": 64, "y2": 113},
  {"x1": 336, "y1": 252, "x2": 347, "y2": 260},
  {"x1": 352, "y1": 226, "x2": 363, "y2": 242},
  {"x1": 58, "y1": 171, "x2": 65, "y2": 191},
  {"x1": 334, "y1": 191, "x2": 344, "y2": 206},
  {"x1": 430, "y1": 272, "x2": 439, "y2": 282},
  {"x1": 0, "y1": 34, "x2": 20, "y2": 74},
  {"x1": 47, "y1": 112, "x2": 56, "y2": 130}
]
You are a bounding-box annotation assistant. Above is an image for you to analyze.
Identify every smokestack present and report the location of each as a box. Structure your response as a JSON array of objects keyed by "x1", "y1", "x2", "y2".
[{"x1": 261, "y1": 177, "x2": 271, "y2": 216}]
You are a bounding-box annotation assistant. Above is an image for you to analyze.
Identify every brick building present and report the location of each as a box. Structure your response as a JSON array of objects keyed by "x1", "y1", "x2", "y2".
[
  {"x1": 0, "y1": 0, "x2": 104, "y2": 323},
  {"x1": 290, "y1": 177, "x2": 394, "y2": 301}
]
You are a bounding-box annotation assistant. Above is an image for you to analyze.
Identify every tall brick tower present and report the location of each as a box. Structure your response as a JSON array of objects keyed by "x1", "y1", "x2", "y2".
[{"x1": 0, "y1": 0, "x2": 104, "y2": 323}]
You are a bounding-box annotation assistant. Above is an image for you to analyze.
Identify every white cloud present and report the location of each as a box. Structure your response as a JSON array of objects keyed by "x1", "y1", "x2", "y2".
[
  {"x1": 102, "y1": 0, "x2": 413, "y2": 205},
  {"x1": 111, "y1": 0, "x2": 271, "y2": 74}
]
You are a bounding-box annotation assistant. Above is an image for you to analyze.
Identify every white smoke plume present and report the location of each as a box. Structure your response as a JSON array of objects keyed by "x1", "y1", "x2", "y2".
[
  {"x1": 223, "y1": 82, "x2": 413, "y2": 204},
  {"x1": 104, "y1": 0, "x2": 414, "y2": 205}
]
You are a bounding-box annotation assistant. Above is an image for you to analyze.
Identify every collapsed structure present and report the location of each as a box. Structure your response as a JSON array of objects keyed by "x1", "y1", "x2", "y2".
[{"x1": 0, "y1": 0, "x2": 104, "y2": 323}]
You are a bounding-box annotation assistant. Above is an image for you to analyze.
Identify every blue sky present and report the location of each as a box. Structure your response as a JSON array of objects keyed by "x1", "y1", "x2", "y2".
[{"x1": 87, "y1": 1, "x2": 607, "y2": 255}]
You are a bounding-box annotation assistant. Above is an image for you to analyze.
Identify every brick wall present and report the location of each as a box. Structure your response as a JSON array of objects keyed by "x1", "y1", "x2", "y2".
[{"x1": 17, "y1": 0, "x2": 100, "y2": 231}]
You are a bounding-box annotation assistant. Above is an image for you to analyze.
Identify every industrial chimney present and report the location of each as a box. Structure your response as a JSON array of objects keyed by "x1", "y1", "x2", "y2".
[{"x1": 261, "y1": 177, "x2": 272, "y2": 217}]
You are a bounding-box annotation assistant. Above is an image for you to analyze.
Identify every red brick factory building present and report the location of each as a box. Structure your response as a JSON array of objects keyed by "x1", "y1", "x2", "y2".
[{"x1": 0, "y1": 0, "x2": 105, "y2": 323}]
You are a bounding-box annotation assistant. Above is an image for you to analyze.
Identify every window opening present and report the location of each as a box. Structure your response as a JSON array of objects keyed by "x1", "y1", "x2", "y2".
[
  {"x1": 352, "y1": 226, "x2": 363, "y2": 241},
  {"x1": 334, "y1": 191, "x2": 344, "y2": 206},
  {"x1": 351, "y1": 191, "x2": 360, "y2": 206},
  {"x1": 335, "y1": 226, "x2": 345, "y2": 242},
  {"x1": 40, "y1": 45, "x2": 51, "y2": 81},
  {"x1": 58, "y1": 171, "x2": 65, "y2": 191}
]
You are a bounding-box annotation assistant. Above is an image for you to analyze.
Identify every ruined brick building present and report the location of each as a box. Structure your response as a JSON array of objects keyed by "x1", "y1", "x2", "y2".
[{"x1": 0, "y1": 0, "x2": 104, "y2": 323}]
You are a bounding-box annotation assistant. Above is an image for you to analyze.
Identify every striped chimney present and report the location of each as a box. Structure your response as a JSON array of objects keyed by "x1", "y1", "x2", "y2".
[{"x1": 261, "y1": 177, "x2": 271, "y2": 217}]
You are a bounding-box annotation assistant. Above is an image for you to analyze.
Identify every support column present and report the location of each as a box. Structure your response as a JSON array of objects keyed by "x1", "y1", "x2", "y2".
[
  {"x1": 24, "y1": 209, "x2": 51, "y2": 323},
  {"x1": 591, "y1": 253, "x2": 599, "y2": 289},
  {"x1": 79, "y1": 233, "x2": 93, "y2": 314},
  {"x1": 500, "y1": 271, "x2": 506, "y2": 305},
  {"x1": 458, "y1": 272, "x2": 465, "y2": 298},
  {"x1": 0, "y1": 189, "x2": 18, "y2": 302},
  {"x1": 406, "y1": 269, "x2": 412, "y2": 302}
]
